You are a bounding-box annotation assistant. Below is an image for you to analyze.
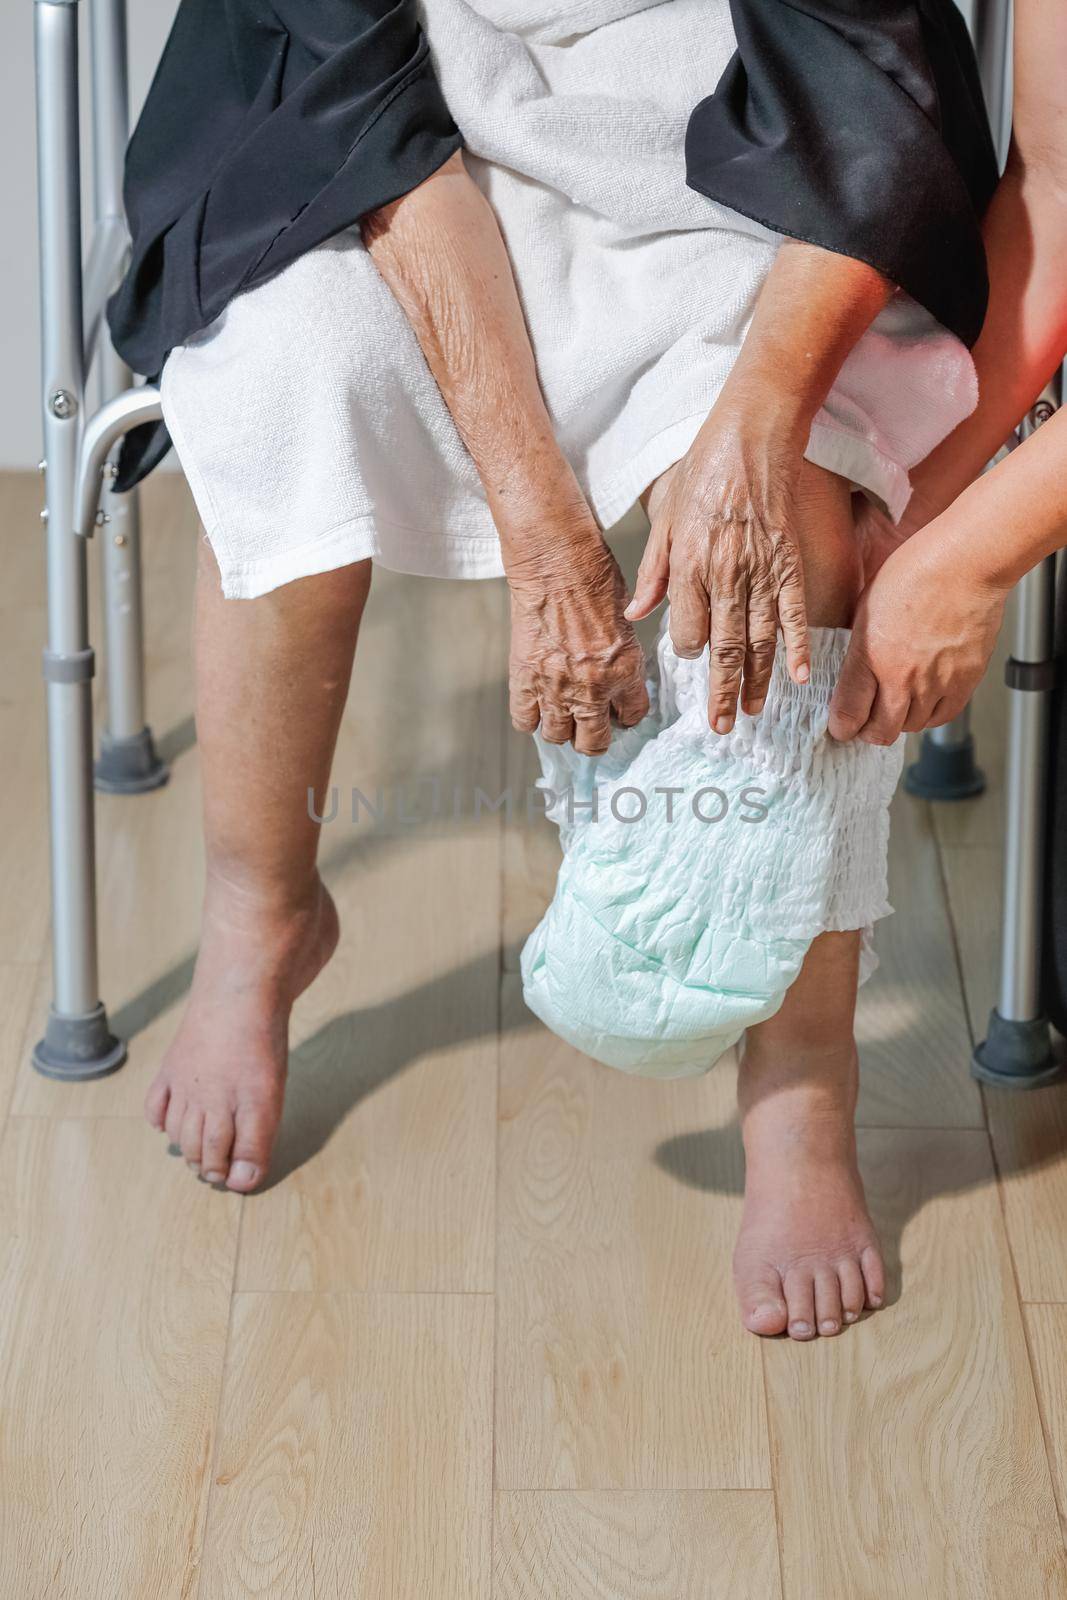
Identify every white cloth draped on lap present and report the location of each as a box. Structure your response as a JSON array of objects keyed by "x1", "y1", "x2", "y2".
[{"x1": 161, "y1": 0, "x2": 979, "y2": 599}]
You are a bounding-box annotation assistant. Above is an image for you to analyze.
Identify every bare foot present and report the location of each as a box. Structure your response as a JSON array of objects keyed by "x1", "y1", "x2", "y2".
[
  {"x1": 144, "y1": 872, "x2": 339, "y2": 1191},
  {"x1": 732, "y1": 1038, "x2": 885, "y2": 1340}
]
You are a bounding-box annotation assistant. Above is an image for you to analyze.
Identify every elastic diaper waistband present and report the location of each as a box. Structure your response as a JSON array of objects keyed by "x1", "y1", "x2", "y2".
[{"x1": 520, "y1": 621, "x2": 904, "y2": 1078}]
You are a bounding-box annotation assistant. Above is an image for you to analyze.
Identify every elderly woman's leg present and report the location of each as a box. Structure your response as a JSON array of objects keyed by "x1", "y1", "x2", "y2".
[
  {"x1": 731, "y1": 464, "x2": 883, "y2": 1338},
  {"x1": 647, "y1": 456, "x2": 882, "y2": 1339},
  {"x1": 143, "y1": 543, "x2": 372, "y2": 1190},
  {"x1": 735, "y1": 928, "x2": 884, "y2": 1340}
]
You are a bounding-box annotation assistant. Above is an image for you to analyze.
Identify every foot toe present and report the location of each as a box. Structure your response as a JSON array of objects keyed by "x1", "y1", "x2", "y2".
[
  {"x1": 163, "y1": 1092, "x2": 186, "y2": 1150},
  {"x1": 782, "y1": 1267, "x2": 817, "y2": 1340},
  {"x1": 144, "y1": 1076, "x2": 170, "y2": 1131},
  {"x1": 744, "y1": 1300, "x2": 790, "y2": 1337},
  {"x1": 225, "y1": 1101, "x2": 277, "y2": 1192},
  {"x1": 201, "y1": 1109, "x2": 236, "y2": 1186},
  {"x1": 837, "y1": 1258, "x2": 866, "y2": 1323},
  {"x1": 179, "y1": 1106, "x2": 205, "y2": 1170},
  {"x1": 734, "y1": 1261, "x2": 789, "y2": 1336},
  {"x1": 814, "y1": 1268, "x2": 843, "y2": 1336},
  {"x1": 861, "y1": 1244, "x2": 886, "y2": 1309}
]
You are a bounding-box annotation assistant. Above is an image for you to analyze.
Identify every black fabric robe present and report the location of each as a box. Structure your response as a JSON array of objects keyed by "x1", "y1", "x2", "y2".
[
  {"x1": 108, "y1": 0, "x2": 997, "y2": 490},
  {"x1": 686, "y1": 0, "x2": 998, "y2": 351},
  {"x1": 108, "y1": 0, "x2": 461, "y2": 487}
]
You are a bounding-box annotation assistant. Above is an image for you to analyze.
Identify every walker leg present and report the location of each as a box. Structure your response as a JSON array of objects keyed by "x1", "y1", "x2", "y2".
[
  {"x1": 973, "y1": 388, "x2": 1063, "y2": 1088},
  {"x1": 905, "y1": 708, "x2": 986, "y2": 800},
  {"x1": 93, "y1": 347, "x2": 167, "y2": 796},
  {"x1": 88, "y1": 0, "x2": 166, "y2": 796},
  {"x1": 32, "y1": 0, "x2": 125, "y2": 1080}
]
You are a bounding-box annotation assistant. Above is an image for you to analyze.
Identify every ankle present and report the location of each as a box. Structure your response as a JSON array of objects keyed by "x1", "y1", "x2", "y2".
[
  {"x1": 738, "y1": 1039, "x2": 858, "y2": 1157},
  {"x1": 203, "y1": 862, "x2": 324, "y2": 928},
  {"x1": 741, "y1": 1085, "x2": 857, "y2": 1161}
]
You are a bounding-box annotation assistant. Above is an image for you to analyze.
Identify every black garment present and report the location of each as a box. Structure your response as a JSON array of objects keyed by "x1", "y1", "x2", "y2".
[
  {"x1": 107, "y1": 0, "x2": 461, "y2": 489},
  {"x1": 686, "y1": 0, "x2": 997, "y2": 350},
  {"x1": 110, "y1": 0, "x2": 995, "y2": 491}
]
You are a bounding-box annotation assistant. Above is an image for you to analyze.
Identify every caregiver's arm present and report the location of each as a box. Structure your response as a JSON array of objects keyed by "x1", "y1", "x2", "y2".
[
  {"x1": 863, "y1": 0, "x2": 1067, "y2": 553},
  {"x1": 829, "y1": 411, "x2": 1067, "y2": 744},
  {"x1": 627, "y1": 239, "x2": 891, "y2": 732},
  {"x1": 362, "y1": 151, "x2": 647, "y2": 755},
  {"x1": 828, "y1": 0, "x2": 1067, "y2": 745}
]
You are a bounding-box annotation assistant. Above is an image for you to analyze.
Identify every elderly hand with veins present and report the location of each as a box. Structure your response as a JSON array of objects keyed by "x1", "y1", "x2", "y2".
[
  {"x1": 363, "y1": 152, "x2": 647, "y2": 756},
  {"x1": 626, "y1": 240, "x2": 892, "y2": 733}
]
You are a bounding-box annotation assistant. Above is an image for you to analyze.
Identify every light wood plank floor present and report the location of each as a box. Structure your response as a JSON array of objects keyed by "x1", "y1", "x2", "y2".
[{"x1": 3, "y1": 470, "x2": 1067, "y2": 1597}]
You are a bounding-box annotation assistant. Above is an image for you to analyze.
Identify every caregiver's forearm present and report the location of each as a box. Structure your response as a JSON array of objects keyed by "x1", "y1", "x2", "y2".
[
  {"x1": 905, "y1": 161, "x2": 1067, "y2": 524},
  {"x1": 718, "y1": 238, "x2": 892, "y2": 441},
  {"x1": 905, "y1": 0, "x2": 1067, "y2": 524},
  {"x1": 828, "y1": 407, "x2": 1067, "y2": 746},
  {"x1": 942, "y1": 404, "x2": 1067, "y2": 591},
  {"x1": 362, "y1": 151, "x2": 594, "y2": 571}
]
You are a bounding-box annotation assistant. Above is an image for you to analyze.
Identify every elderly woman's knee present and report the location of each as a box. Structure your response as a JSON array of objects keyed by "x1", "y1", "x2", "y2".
[
  {"x1": 793, "y1": 462, "x2": 860, "y2": 628},
  {"x1": 641, "y1": 456, "x2": 860, "y2": 628}
]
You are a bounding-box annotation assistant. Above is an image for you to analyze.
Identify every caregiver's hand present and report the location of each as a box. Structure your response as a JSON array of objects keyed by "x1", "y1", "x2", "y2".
[
  {"x1": 624, "y1": 398, "x2": 810, "y2": 732},
  {"x1": 828, "y1": 515, "x2": 1009, "y2": 745},
  {"x1": 504, "y1": 502, "x2": 648, "y2": 755}
]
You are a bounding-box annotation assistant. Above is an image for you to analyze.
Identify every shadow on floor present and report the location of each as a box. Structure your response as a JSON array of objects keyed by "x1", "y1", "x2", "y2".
[
  {"x1": 118, "y1": 840, "x2": 1067, "y2": 1315},
  {"x1": 260, "y1": 941, "x2": 532, "y2": 1191},
  {"x1": 155, "y1": 713, "x2": 197, "y2": 768}
]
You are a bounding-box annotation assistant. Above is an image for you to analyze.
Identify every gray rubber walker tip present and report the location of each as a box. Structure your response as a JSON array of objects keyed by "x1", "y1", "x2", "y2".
[
  {"x1": 904, "y1": 736, "x2": 986, "y2": 801},
  {"x1": 32, "y1": 1004, "x2": 127, "y2": 1081},
  {"x1": 971, "y1": 1009, "x2": 1065, "y2": 1089},
  {"x1": 94, "y1": 726, "x2": 169, "y2": 795}
]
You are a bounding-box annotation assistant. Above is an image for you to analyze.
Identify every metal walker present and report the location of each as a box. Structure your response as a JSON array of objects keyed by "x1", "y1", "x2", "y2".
[
  {"x1": 29, "y1": 0, "x2": 1058, "y2": 1083},
  {"x1": 32, "y1": 0, "x2": 164, "y2": 1078}
]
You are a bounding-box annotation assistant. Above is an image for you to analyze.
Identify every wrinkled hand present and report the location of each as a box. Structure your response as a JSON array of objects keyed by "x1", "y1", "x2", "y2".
[
  {"x1": 506, "y1": 519, "x2": 649, "y2": 756},
  {"x1": 828, "y1": 522, "x2": 1008, "y2": 744},
  {"x1": 625, "y1": 405, "x2": 809, "y2": 732}
]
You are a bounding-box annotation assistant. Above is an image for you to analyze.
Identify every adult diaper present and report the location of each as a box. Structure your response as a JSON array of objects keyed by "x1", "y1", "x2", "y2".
[{"x1": 521, "y1": 622, "x2": 904, "y2": 1077}]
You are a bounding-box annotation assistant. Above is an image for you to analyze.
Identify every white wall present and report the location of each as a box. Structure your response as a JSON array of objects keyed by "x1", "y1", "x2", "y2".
[{"x1": 0, "y1": 0, "x2": 179, "y2": 469}]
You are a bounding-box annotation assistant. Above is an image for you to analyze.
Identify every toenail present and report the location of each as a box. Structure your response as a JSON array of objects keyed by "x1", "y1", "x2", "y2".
[
  {"x1": 789, "y1": 1321, "x2": 813, "y2": 1337},
  {"x1": 203, "y1": 1170, "x2": 226, "y2": 1184},
  {"x1": 819, "y1": 1320, "x2": 839, "y2": 1335},
  {"x1": 229, "y1": 1161, "x2": 259, "y2": 1187},
  {"x1": 868, "y1": 1295, "x2": 883, "y2": 1309},
  {"x1": 843, "y1": 1311, "x2": 859, "y2": 1323}
]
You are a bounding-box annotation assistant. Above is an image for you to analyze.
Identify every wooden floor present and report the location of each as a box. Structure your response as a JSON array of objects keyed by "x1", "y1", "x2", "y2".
[{"x1": 3, "y1": 469, "x2": 1067, "y2": 1597}]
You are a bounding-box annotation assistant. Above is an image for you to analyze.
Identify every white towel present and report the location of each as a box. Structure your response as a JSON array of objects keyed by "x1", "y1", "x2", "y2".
[{"x1": 161, "y1": 0, "x2": 979, "y2": 599}]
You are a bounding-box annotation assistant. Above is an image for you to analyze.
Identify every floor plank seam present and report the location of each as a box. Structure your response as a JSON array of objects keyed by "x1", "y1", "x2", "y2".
[
  {"x1": 929, "y1": 797, "x2": 979, "y2": 1050},
  {"x1": 921, "y1": 698, "x2": 1067, "y2": 1573},
  {"x1": 758, "y1": 1340, "x2": 788, "y2": 1600},
  {"x1": 4, "y1": 962, "x2": 43, "y2": 1131},
  {"x1": 1017, "y1": 1301, "x2": 1067, "y2": 1553},
  {"x1": 980, "y1": 1075, "x2": 1067, "y2": 1552},
  {"x1": 230, "y1": 1286, "x2": 497, "y2": 1299},
  {"x1": 194, "y1": 1189, "x2": 248, "y2": 1600}
]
